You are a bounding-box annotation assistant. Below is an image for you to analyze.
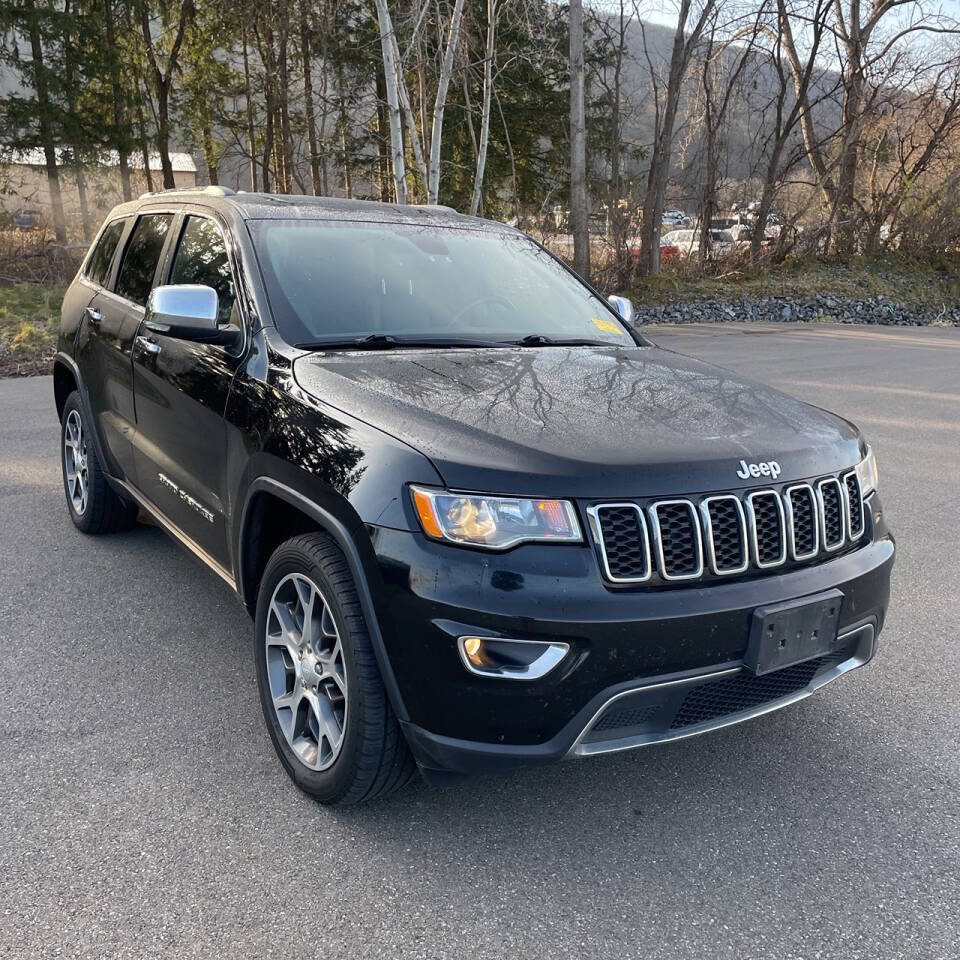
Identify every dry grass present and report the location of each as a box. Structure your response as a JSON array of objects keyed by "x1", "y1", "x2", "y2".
[
  {"x1": 626, "y1": 253, "x2": 960, "y2": 307},
  {"x1": 0, "y1": 283, "x2": 64, "y2": 377},
  {"x1": 0, "y1": 227, "x2": 81, "y2": 285}
]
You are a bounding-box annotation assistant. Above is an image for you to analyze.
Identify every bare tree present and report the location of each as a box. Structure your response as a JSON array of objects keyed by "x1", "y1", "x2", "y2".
[
  {"x1": 427, "y1": 0, "x2": 466, "y2": 204},
  {"x1": 589, "y1": 0, "x2": 635, "y2": 276},
  {"x1": 373, "y1": 0, "x2": 408, "y2": 202},
  {"x1": 779, "y1": 0, "x2": 960, "y2": 253},
  {"x1": 695, "y1": 4, "x2": 764, "y2": 265},
  {"x1": 470, "y1": 0, "x2": 498, "y2": 216},
  {"x1": 863, "y1": 54, "x2": 960, "y2": 250},
  {"x1": 569, "y1": 0, "x2": 589, "y2": 277},
  {"x1": 636, "y1": 0, "x2": 717, "y2": 274},
  {"x1": 299, "y1": 0, "x2": 322, "y2": 195},
  {"x1": 744, "y1": 0, "x2": 833, "y2": 259}
]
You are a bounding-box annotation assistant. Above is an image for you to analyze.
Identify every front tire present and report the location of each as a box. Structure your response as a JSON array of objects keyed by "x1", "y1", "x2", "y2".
[
  {"x1": 60, "y1": 391, "x2": 138, "y2": 534},
  {"x1": 254, "y1": 533, "x2": 415, "y2": 805}
]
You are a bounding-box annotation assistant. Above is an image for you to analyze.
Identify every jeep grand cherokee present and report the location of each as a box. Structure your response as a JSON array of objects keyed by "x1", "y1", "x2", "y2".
[{"x1": 53, "y1": 188, "x2": 894, "y2": 804}]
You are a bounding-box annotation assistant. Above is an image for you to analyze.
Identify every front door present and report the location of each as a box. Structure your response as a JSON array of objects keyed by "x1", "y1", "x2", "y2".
[{"x1": 130, "y1": 212, "x2": 245, "y2": 572}]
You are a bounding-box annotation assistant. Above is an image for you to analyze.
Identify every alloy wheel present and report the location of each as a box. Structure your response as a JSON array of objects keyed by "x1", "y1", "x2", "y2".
[
  {"x1": 63, "y1": 409, "x2": 88, "y2": 516},
  {"x1": 264, "y1": 573, "x2": 348, "y2": 771}
]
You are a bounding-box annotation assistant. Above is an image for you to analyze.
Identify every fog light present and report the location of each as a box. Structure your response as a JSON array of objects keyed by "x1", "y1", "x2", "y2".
[
  {"x1": 462, "y1": 636, "x2": 485, "y2": 665},
  {"x1": 457, "y1": 636, "x2": 569, "y2": 681}
]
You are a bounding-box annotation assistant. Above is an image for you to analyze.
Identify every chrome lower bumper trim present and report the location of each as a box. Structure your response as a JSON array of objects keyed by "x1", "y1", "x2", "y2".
[{"x1": 568, "y1": 622, "x2": 876, "y2": 758}]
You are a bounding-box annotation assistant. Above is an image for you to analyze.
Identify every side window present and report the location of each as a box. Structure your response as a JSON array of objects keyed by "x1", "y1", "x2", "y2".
[
  {"x1": 114, "y1": 214, "x2": 173, "y2": 306},
  {"x1": 85, "y1": 219, "x2": 126, "y2": 287},
  {"x1": 169, "y1": 216, "x2": 236, "y2": 325}
]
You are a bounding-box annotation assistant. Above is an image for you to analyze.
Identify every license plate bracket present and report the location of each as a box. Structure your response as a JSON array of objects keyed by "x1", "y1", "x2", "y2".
[{"x1": 745, "y1": 589, "x2": 844, "y2": 676}]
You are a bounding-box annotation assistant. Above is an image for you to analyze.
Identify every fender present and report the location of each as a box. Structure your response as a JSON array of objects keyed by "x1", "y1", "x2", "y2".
[
  {"x1": 238, "y1": 476, "x2": 410, "y2": 723},
  {"x1": 53, "y1": 351, "x2": 125, "y2": 493}
]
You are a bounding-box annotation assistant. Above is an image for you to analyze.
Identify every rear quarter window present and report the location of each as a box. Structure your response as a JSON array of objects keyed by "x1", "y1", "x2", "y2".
[{"x1": 85, "y1": 219, "x2": 127, "y2": 287}]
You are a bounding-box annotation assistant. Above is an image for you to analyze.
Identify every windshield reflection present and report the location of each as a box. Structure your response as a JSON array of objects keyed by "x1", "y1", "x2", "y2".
[{"x1": 250, "y1": 220, "x2": 635, "y2": 349}]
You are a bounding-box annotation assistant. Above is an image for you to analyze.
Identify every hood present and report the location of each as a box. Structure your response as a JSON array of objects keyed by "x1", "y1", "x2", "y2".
[{"x1": 292, "y1": 345, "x2": 862, "y2": 498}]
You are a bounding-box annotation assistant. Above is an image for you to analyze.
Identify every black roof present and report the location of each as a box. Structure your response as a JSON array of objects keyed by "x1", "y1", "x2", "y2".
[{"x1": 117, "y1": 188, "x2": 506, "y2": 230}]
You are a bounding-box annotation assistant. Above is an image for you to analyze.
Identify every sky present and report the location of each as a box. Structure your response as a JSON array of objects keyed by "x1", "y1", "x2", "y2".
[{"x1": 596, "y1": 0, "x2": 960, "y2": 35}]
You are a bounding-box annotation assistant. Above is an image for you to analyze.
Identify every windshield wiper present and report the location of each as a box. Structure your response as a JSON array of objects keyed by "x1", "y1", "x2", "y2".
[
  {"x1": 295, "y1": 334, "x2": 507, "y2": 351},
  {"x1": 509, "y1": 334, "x2": 621, "y2": 347}
]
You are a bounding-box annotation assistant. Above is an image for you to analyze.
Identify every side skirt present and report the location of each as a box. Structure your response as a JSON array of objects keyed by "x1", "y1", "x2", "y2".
[{"x1": 114, "y1": 477, "x2": 237, "y2": 591}]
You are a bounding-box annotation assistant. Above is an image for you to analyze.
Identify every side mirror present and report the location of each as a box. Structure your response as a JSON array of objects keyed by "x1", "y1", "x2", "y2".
[
  {"x1": 145, "y1": 284, "x2": 218, "y2": 340},
  {"x1": 607, "y1": 295, "x2": 634, "y2": 325}
]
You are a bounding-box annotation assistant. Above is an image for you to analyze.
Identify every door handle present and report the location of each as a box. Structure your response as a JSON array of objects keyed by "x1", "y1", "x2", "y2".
[
  {"x1": 84, "y1": 306, "x2": 101, "y2": 324},
  {"x1": 135, "y1": 335, "x2": 161, "y2": 356}
]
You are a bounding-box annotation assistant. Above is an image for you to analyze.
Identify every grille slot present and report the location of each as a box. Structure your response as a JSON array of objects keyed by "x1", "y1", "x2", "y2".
[
  {"x1": 649, "y1": 500, "x2": 703, "y2": 580},
  {"x1": 785, "y1": 484, "x2": 819, "y2": 560},
  {"x1": 701, "y1": 495, "x2": 748, "y2": 575},
  {"x1": 591, "y1": 504, "x2": 651, "y2": 582},
  {"x1": 591, "y1": 703, "x2": 659, "y2": 733},
  {"x1": 817, "y1": 478, "x2": 846, "y2": 551},
  {"x1": 844, "y1": 471, "x2": 864, "y2": 540},
  {"x1": 746, "y1": 490, "x2": 786, "y2": 568},
  {"x1": 670, "y1": 658, "x2": 827, "y2": 729}
]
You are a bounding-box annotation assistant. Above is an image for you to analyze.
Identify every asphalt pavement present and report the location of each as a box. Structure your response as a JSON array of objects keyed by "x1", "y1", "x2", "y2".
[{"x1": 1, "y1": 322, "x2": 958, "y2": 959}]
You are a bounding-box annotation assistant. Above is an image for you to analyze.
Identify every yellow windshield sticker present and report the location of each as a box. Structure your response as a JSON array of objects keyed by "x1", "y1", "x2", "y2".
[{"x1": 592, "y1": 316, "x2": 622, "y2": 334}]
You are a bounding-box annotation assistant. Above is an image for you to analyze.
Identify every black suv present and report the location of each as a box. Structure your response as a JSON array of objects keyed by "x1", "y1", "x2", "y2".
[{"x1": 54, "y1": 189, "x2": 894, "y2": 804}]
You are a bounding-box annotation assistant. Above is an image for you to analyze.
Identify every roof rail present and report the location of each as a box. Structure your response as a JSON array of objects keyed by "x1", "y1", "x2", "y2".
[
  {"x1": 411, "y1": 203, "x2": 457, "y2": 214},
  {"x1": 138, "y1": 185, "x2": 235, "y2": 200}
]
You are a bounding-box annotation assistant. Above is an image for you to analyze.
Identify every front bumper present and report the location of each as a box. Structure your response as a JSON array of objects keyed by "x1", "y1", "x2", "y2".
[
  {"x1": 403, "y1": 619, "x2": 876, "y2": 778},
  {"x1": 368, "y1": 496, "x2": 894, "y2": 778}
]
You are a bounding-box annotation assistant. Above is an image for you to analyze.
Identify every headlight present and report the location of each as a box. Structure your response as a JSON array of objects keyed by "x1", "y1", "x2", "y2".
[
  {"x1": 410, "y1": 485, "x2": 582, "y2": 549},
  {"x1": 856, "y1": 445, "x2": 879, "y2": 495}
]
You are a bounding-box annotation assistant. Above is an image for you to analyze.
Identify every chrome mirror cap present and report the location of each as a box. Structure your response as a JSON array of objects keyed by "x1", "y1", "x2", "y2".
[
  {"x1": 607, "y1": 295, "x2": 634, "y2": 324},
  {"x1": 146, "y1": 284, "x2": 218, "y2": 334}
]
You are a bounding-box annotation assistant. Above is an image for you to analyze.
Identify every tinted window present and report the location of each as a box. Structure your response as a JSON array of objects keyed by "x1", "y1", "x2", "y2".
[
  {"x1": 115, "y1": 214, "x2": 173, "y2": 306},
  {"x1": 169, "y1": 216, "x2": 235, "y2": 325},
  {"x1": 85, "y1": 219, "x2": 126, "y2": 286},
  {"x1": 250, "y1": 220, "x2": 635, "y2": 348}
]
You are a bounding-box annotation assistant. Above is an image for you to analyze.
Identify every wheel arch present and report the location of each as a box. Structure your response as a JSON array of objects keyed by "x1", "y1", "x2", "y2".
[
  {"x1": 238, "y1": 477, "x2": 409, "y2": 723},
  {"x1": 53, "y1": 356, "x2": 79, "y2": 422}
]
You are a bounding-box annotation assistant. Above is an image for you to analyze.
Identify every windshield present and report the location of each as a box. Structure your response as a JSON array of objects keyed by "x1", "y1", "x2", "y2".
[{"x1": 249, "y1": 219, "x2": 637, "y2": 348}]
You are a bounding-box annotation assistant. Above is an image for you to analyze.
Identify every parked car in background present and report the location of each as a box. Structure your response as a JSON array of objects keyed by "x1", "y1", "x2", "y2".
[
  {"x1": 13, "y1": 209, "x2": 41, "y2": 230},
  {"x1": 660, "y1": 228, "x2": 736, "y2": 260}
]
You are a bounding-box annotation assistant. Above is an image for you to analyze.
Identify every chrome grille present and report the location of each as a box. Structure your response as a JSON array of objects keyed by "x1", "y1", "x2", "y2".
[
  {"x1": 843, "y1": 471, "x2": 864, "y2": 540},
  {"x1": 817, "y1": 478, "x2": 845, "y2": 551},
  {"x1": 591, "y1": 469, "x2": 867, "y2": 585},
  {"x1": 746, "y1": 490, "x2": 786, "y2": 568},
  {"x1": 785, "y1": 484, "x2": 819, "y2": 560},
  {"x1": 700, "y1": 495, "x2": 748, "y2": 575},
  {"x1": 649, "y1": 500, "x2": 703, "y2": 581},
  {"x1": 588, "y1": 504, "x2": 651, "y2": 583}
]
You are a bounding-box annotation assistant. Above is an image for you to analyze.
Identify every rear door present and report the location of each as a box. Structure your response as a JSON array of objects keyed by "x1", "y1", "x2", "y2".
[
  {"x1": 74, "y1": 214, "x2": 156, "y2": 480},
  {"x1": 63, "y1": 216, "x2": 126, "y2": 358},
  {"x1": 130, "y1": 210, "x2": 246, "y2": 571}
]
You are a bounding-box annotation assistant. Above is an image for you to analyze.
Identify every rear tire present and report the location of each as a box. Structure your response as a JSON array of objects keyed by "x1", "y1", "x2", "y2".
[
  {"x1": 254, "y1": 532, "x2": 416, "y2": 805},
  {"x1": 60, "y1": 391, "x2": 138, "y2": 534}
]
